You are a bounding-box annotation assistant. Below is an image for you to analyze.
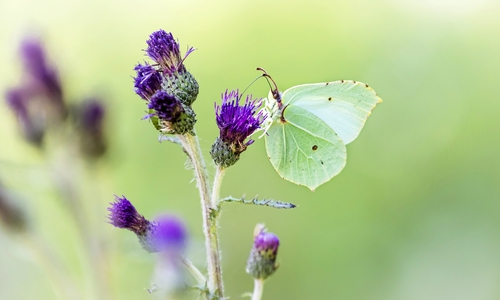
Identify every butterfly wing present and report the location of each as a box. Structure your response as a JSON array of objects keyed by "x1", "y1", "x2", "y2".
[
  {"x1": 265, "y1": 104, "x2": 346, "y2": 191},
  {"x1": 282, "y1": 81, "x2": 382, "y2": 145}
]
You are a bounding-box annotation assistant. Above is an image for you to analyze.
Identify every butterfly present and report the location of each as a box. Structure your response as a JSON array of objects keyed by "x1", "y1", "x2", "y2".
[{"x1": 260, "y1": 70, "x2": 382, "y2": 191}]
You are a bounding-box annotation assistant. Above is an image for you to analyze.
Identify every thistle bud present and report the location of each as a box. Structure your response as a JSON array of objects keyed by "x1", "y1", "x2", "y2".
[
  {"x1": 210, "y1": 90, "x2": 265, "y2": 168},
  {"x1": 246, "y1": 224, "x2": 280, "y2": 280}
]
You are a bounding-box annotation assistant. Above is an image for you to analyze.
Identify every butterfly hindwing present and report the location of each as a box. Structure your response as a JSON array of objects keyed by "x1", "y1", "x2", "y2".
[{"x1": 265, "y1": 105, "x2": 346, "y2": 191}]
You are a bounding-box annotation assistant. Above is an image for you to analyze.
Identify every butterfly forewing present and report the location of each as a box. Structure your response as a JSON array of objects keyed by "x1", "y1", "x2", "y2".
[{"x1": 282, "y1": 81, "x2": 382, "y2": 145}]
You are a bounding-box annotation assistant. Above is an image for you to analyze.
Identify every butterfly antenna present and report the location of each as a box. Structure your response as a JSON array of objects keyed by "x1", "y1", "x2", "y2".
[
  {"x1": 239, "y1": 74, "x2": 266, "y2": 101},
  {"x1": 256, "y1": 68, "x2": 282, "y2": 106}
]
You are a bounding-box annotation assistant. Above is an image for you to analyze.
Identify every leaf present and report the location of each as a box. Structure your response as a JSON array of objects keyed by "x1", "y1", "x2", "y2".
[{"x1": 218, "y1": 196, "x2": 296, "y2": 210}]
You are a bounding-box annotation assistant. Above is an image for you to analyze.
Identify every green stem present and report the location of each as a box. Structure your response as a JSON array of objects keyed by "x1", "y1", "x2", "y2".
[
  {"x1": 182, "y1": 257, "x2": 206, "y2": 286},
  {"x1": 252, "y1": 279, "x2": 264, "y2": 300},
  {"x1": 211, "y1": 167, "x2": 226, "y2": 208},
  {"x1": 179, "y1": 133, "x2": 224, "y2": 299}
]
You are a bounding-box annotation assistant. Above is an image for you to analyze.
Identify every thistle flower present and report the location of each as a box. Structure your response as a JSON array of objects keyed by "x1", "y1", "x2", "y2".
[
  {"x1": 108, "y1": 195, "x2": 150, "y2": 236},
  {"x1": 74, "y1": 99, "x2": 107, "y2": 159},
  {"x1": 133, "y1": 62, "x2": 162, "y2": 100},
  {"x1": 146, "y1": 30, "x2": 186, "y2": 74},
  {"x1": 246, "y1": 224, "x2": 280, "y2": 280},
  {"x1": 210, "y1": 90, "x2": 266, "y2": 168},
  {"x1": 108, "y1": 196, "x2": 187, "y2": 253},
  {"x1": 133, "y1": 29, "x2": 198, "y2": 109},
  {"x1": 147, "y1": 91, "x2": 196, "y2": 135}
]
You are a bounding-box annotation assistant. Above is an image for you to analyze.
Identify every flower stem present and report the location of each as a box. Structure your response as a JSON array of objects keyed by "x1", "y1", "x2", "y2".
[
  {"x1": 252, "y1": 279, "x2": 265, "y2": 300},
  {"x1": 179, "y1": 133, "x2": 224, "y2": 299},
  {"x1": 182, "y1": 257, "x2": 206, "y2": 286},
  {"x1": 211, "y1": 167, "x2": 226, "y2": 208}
]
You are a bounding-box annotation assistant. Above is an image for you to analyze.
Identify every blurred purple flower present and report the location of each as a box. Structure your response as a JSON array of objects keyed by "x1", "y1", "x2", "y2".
[
  {"x1": 246, "y1": 224, "x2": 280, "y2": 280},
  {"x1": 75, "y1": 99, "x2": 107, "y2": 159}
]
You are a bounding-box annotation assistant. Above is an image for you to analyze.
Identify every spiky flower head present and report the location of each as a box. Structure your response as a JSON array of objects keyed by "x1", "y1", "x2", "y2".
[
  {"x1": 147, "y1": 91, "x2": 196, "y2": 135},
  {"x1": 146, "y1": 30, "x2": 186, "y2": 74},
  {"x1": 134, "y1": 62, "x2": 163, "y2": 101},
  {"x1": 107, "y1": 196, "x2": 188, "y2": 253},
  {"x1": 133, "y1": 29, "x2": 198, "y2": 109},
  {"x1": 210, "y1": 90, "x2": 266, "y2": 168},
  {"x1": 108, "y1": 195, "x2": 150, "y2": 236},
  {"x1": 246, "y1": 224, "x2": 280, "y2": 280}
]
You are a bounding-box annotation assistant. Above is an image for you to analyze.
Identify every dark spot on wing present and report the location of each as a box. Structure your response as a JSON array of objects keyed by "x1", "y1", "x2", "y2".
[
  {"x1": 353, "y1": 80, "x2": 357, "y2": 84},
  {"x1": 325, "y1": 82, "x2": 329, "y2": 86},
  {"x1": 365, "y1": 83, "x2": 369, "y2": 87},
  {"x1": 328, "y1": 97, "x2": 332, "y2": 101},
  {"x1": 341, "y1": 80, "x2": 344, "y2": 83},
  {"x1": 312, "y1": 145, "x2": 318, "y2": 151},
  {"x1": 320, "y1": 160, "x2": 324, "y2": 165}
]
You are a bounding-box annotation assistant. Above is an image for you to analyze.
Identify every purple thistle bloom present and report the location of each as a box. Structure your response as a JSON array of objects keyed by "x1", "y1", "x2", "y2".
[
  {"x1": 210, "y1": 90, "x2": 265, "y2": 167},
  {"x1": 146, "y1": 30, "x2": 193, "y2": 74},
  {"x1": 253, "y1": 230, "x2": 280, "y2": 254},
  {"x1": 246, "y1": 225, "x2": 280, "y2": 280},
  {"x1": 108, "y1": 195, "x2": 150, "y2": 235},
  {"x1": 215, "y1": 90, "x2": 265, "y2": 149},
  {"x1": 133, "y1": 62, "x2": 162, "y2": 100},
  {"x1": 148, "y1": 91, "x2": 184, "y2": 122}
]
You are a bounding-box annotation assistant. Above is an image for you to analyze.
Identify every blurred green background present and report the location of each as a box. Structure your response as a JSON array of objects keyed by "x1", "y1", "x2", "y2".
[{"x1": 1, "y1": 0, "x2": 500, "y2": 299}]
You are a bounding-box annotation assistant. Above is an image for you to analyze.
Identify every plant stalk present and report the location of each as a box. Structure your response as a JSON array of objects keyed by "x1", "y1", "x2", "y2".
[
  {"x1": 179, "y1": 133, "x2": 224, "y2": 299},
  {"x1": 251, "y1": 279, "x2": 264, "y2": 300}
]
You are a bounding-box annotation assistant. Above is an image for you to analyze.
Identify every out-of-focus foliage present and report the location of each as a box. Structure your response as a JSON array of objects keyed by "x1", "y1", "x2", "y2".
[{"x1": 1, "y1": 0, "x2": 499, "y2": 299}]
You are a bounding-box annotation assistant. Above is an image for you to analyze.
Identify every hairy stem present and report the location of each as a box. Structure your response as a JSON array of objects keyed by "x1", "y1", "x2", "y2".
[
  {"x1": 179, "y1": 133, "x2": 224, "y2": 299},
  {"x1": 252, "y1": 279, "x2": 264, "y2": 300},
  {"x1": 182, "y1": 257, "x2": 207, "y2": 286},
  {"x1": 211, "y1": 167, "x2": 226, "y2": 208}
]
